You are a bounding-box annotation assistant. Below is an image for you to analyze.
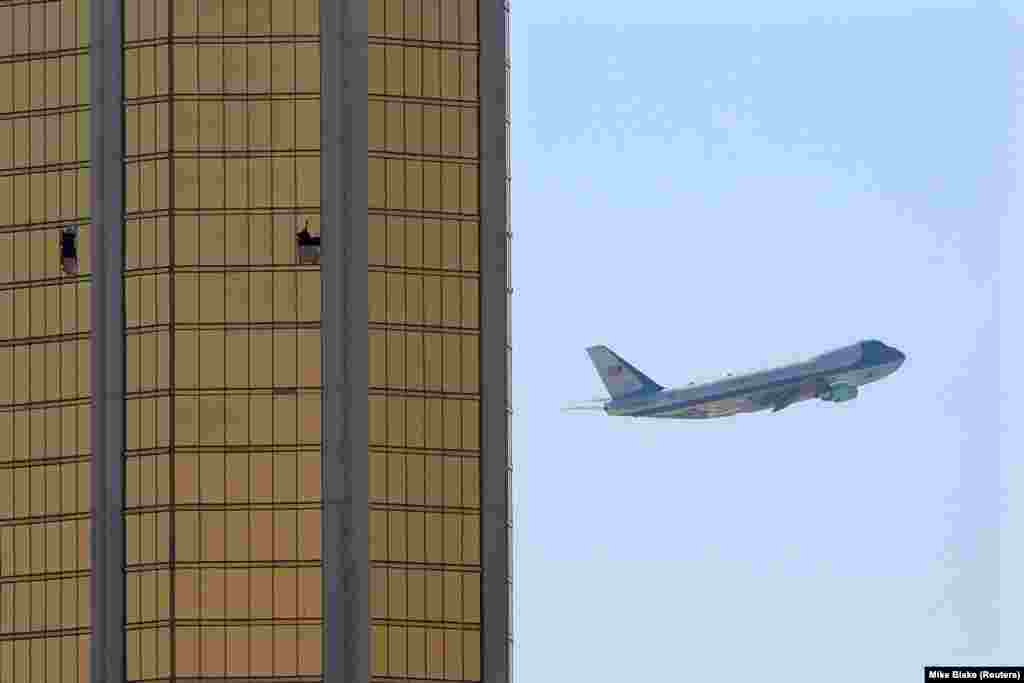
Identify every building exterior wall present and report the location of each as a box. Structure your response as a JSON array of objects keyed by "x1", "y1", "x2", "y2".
[
  {"x1": 90, "y1": 0, "x2": 125, "y2": 680},
  {"x1": 366, "y1": 1, "x2": 487, "y2": 679},
  {"x1": 119, "y1": 0, "x2": 325, "y2": 678},
  {"x1": 321, "y1": 0, "x2": 369, "y2": 681},
  {"x1": 1, "y1": 2, "x2": 509, "y2": 682},
  {"x1": 478, "y1": 3, "x2": 511, "y2": 681},
  {"x1": 0, "y1": 2, "x2": 94, "y2": 681}
]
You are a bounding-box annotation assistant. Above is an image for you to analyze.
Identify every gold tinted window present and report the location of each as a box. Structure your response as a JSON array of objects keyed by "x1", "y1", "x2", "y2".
[
  {"x1": 122, "y1": 0, "x2": 323, "y2": 677},
  {"x1": 370, "y1": 1, "x2": 482, "y2": 678},
  {"x1": 1, "y1": 3, "x2": 92, "y2": 681}
]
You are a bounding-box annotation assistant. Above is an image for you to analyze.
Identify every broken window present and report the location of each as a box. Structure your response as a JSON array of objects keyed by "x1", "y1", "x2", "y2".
[
  {"x1": 296, "y1": 221, "x2": 320, "y2": 265},
  {"x1": 60, "y1": 226, "x2": 79, "y2": 275}
]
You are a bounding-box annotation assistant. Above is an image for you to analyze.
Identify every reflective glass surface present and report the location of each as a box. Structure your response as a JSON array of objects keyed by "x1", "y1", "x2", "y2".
[
  {"x1": 0, "y1": 2, "x2": 93, "y2": 681},
  {"x1": 368, "y1": 1, "x2": 482, "y2": 680},
  {"x1": 122, "y1": 0, "x2": 322, "y2": 678}
]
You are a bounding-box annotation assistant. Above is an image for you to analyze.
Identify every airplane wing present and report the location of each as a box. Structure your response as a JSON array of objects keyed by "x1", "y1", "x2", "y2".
[
  {"x1": 763, "y1": 378, "x2": 830, "y2": 413},
  {"x1": 766, "y1": 386, "x2": 803, "y2": 413}
]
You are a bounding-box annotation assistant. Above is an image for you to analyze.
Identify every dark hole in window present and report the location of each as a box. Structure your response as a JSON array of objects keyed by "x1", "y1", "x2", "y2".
[
  {"x1": 296, "y1": 220, "x2": 320, "y2": 264},
  {"x1": 60, "y1": 226, "x2": 79, "y2": 275}
]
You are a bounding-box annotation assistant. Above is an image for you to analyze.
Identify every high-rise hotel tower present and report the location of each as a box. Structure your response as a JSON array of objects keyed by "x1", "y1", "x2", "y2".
[{"x1": 0, "y1": 1, "x2": 511, "y2": 681}]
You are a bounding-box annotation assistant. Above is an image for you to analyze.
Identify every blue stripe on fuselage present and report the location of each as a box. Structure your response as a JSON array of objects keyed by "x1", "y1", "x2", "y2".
[{"x1": 610, "y1": 356, "x2": 885, "y2": 418}]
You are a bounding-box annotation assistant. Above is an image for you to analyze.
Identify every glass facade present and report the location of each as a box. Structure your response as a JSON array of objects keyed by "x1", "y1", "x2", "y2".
[
  {"x1": 121, "y1": 0, "x2": 322, "y2": 678},
  {"x1": 0, "y1": 1, "x2": 93, "y2": 681},
  {"x1": 2, "y1": 2, "x2": 505, "y2": 682},
  {"x1": 367, "y1": 0, "x2": 483, "y2": 680}
]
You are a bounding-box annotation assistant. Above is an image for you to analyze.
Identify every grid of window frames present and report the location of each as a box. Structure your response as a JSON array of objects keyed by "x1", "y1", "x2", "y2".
[
  {"x1": 368, "y1": 1, "x2": 482, "y2": 681},
  {"x1": 0, "y1": 2, "x2": 92, "y2": 682},
  {"x1": 122, "y1": 1, "x2": 322, "y2": 679}
]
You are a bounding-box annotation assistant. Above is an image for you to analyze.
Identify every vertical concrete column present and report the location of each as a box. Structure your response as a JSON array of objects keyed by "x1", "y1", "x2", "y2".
[
  {"x1": 89, "y1": 0, "x2": 125, "y2": 682},
  {"x1": 320, "y1": 1, "x2": 369, "y2": 681},
  {"x1": 479, "y1": 1, "x2": 512, "y2": 682}
]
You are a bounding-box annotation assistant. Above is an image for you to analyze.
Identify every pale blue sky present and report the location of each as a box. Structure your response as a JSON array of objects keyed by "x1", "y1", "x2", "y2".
[{"x1": 511, "y1": 2, "x2": 1020, "y2": 680}]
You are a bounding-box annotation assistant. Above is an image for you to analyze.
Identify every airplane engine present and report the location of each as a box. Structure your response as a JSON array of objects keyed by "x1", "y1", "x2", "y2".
[{"x1": 821, "y1": 383, "x2": 858, "y2": 402}]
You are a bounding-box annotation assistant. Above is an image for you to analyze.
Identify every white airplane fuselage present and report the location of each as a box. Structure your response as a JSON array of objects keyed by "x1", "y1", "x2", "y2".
[{"x1": 597, "y1": 340, "x2": 905, "y2": 420}]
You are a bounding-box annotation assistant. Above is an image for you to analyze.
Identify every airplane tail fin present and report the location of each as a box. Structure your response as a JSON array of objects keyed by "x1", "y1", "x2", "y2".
[{"x1": 586, "y1": 346, "x2": 663, "y2": 400}]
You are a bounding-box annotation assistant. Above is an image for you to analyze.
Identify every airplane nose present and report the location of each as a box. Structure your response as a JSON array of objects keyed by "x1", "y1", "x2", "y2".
[{"x1": 863, "y1": 340, "x2": 905, "y2": 367}]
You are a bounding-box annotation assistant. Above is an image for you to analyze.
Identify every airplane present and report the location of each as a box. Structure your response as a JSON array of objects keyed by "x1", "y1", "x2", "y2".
[{"x1": 572, "y1": 340, "x2": 906, "y2": 420}]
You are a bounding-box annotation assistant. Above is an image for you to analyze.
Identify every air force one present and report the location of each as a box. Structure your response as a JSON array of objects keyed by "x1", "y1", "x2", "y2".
[{"x1": 577, "y1": 340, "x2": 906, "y2": 420}]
